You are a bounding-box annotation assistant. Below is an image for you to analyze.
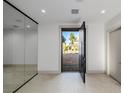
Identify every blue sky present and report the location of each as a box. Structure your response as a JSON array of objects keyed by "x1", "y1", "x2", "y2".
[{"x1": 62, "y1": 31, "x2": 79, "y2": 45}]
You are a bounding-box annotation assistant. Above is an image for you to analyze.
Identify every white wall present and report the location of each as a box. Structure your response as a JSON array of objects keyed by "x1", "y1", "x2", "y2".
[
  {"x1": 3, "y1": 29, "x2": 37, "y2": 65},
  {"x1": 38, "y1": 23, "x2": 79, "y2": 73},
  {"x1": 38, "y1": 22, "x2": 106, "y2": 73},
  {"x1": 86, "y1": 22, "x2": 105, "y2": 73},
  {"x1": 105, "y1": 13, "x2": 121, "y2": 32},
  {"x1": 105, "y1": 13, "x2": 121, "y2": 75},
  {"x1": 38, "y1": 15, "x2": 121, "y2": 74},
  {"x1": 38, "y1": 23, "x2": 60, "y2": 73},
  {"x1": 3, "y1": 30, "x2": 14, "y2": 64},
  {"x1": 109, "y1": 29, "x2": 121, "y2": 82},
  {"x1": 3, "y1": 29, "x2": 25, "y2": 64}
]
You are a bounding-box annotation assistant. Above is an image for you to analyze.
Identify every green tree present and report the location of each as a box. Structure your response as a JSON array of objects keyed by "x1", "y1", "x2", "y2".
[
  {"x1": 69, "y1": 32, "x2": 76, "y2": 44},
  {"x1": 62, "y1": 35, "x2": 67, "y2": 53}
]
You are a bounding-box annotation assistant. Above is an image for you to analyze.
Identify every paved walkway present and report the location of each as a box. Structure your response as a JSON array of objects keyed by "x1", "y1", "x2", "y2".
[{"x1": 63, "y1": 53, "x2": 79, "y2": 71}]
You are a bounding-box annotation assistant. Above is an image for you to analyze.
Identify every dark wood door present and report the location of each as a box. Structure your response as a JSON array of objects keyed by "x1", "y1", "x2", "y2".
[{"x1": 79, "y1": 22, "x2": 86, "y2": 83}]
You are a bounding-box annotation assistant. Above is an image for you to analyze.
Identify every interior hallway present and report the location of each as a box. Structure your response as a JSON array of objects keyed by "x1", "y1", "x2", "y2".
[{"x1": 16, "y1": 73, "x2": 120, "y2": 93}]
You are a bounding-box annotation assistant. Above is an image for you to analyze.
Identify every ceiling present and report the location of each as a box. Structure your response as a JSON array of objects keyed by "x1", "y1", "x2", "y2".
[{"x1": 6, "y1": 0, "x2": 121, "y2": 24}]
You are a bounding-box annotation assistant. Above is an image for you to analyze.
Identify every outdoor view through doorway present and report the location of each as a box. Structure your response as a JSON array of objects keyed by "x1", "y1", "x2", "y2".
[{"x1": 62, "y1": 31, "x2": 79, "y2": 72}]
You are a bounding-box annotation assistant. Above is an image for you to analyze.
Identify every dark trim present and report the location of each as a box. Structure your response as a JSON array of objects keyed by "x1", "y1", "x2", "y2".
[
  {"x1": 109, "y1": 75, "x2": 121, "y2": 85},
  {"x1": 79, "y1": 21, "x2": 86, "y2": 83},
  {"x1": 84, "y1": 22, "x2": 86, "y2": 63},
  {"x1": 13, "y1": 73, "x2": 38, "y2": 93},
  {"x1": 83, "y1": 21, "x2": 86, "y2": 83},
  {"x1": 61, "y1": 31, "x2": 63, "y2": 72},
  {"x1": 61, "y1": 28, "x2": 79, "y2": 31},
  {"x1": 79, "y1": 21, "x2": 86, "y2": 30},
  {"x1": 3, "y1": 0, "x2": 38, "y2": 24},
  {"x1": 111, "y1": 26, "x2": 121, "y2": 32}
]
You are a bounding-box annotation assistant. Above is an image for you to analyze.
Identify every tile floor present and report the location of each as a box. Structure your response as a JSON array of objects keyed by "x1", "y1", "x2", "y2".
[
  {"x1": 15, "y1": 72, "x2": 120, "y2": 93},
  {"x1": 3, "y1": 65, "x2": 37, "y2": 93}
]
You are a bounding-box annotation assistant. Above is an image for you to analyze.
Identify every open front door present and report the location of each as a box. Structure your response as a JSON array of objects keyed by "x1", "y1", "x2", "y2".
[{"x1": 79, "y1": 22, "x2": 86, "y2": 83}]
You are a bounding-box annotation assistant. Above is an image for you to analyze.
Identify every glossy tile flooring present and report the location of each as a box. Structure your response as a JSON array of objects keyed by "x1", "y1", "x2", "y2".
[
  {"x1": 3, "y1": 65, "x2": 37, "y2": 93},
  {"x1": 16, "y1": 72, "x2": 120, "y2": 93}
]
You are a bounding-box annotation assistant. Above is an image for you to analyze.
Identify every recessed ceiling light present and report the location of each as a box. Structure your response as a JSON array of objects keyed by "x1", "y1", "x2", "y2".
[
  {"x1": 41, "y1": 9, "x2": 46, "y2": 13},
  {"x1": 27, "y1": 25, "x2": 30, "y2": 28},
  {"x1": 101, "y1": 10, "x2": 106, "y2": 14}
]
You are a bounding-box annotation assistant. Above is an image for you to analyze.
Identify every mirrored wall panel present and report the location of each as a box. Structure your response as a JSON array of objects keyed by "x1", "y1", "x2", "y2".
[
  {"x1": 3, "y1": 1, "x2": 38, "y2": 93},
  {"x1": 24, "y1": 17, "x2": 38, "y2": 82}
]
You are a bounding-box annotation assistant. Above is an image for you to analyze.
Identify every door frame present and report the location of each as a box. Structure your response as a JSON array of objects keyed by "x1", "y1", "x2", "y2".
[
  {"x1": 61, "y1": 28, "x2": 80, "y2": 72},
  {"x1": 106, "y1": 27, "x2": 121, "y2": 75},
  {"x1": 59, "y1": 25, "x2": 80, "y2": 73}
]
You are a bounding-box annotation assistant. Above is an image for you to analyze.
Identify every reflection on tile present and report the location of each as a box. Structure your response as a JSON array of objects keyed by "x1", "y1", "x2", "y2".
[
  {"x1": 3, "y1": 65, "x2": 37, "y2": 93},
  {"x1": 16, "y1": 73, "x2": 121, "y2": 93}
]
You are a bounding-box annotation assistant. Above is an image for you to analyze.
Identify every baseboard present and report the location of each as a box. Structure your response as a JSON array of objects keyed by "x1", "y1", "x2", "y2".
[
  {"x1": 38, "y1": 71, "x2": 61, "y2": 74},
  {"x1": 87, "y1": 70, "x2": 105, "y2": 74},
  {"x1": 109, "y1": 75, "x2": 121, "y2": 84}
]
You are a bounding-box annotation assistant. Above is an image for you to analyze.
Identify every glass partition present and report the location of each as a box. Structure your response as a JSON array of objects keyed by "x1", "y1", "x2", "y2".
[
  {"x1": 24, "y1": 17, "x2": 38, "y2": 82},
  {"x1": 3, "y1": 1, "x2": 38, "y2": 93},
  {"x1": 3, "y1": 2, "x2": 25, "y2": 93}
]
